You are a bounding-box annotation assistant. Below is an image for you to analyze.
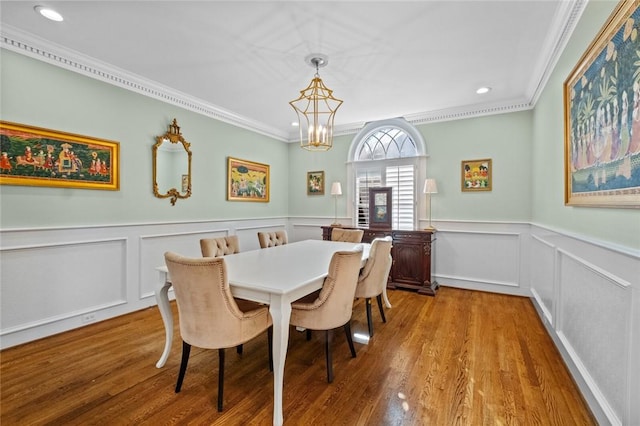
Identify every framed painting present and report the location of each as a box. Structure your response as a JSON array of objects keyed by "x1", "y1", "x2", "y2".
[
  {"x1": 307, "y1": 170, "x2": 325, "y2": 195},
  {"x1": 461, "y1": 158, "x2": 492, "y2": 191},
  {"x1": 0, "y1": 121, "x2": 119, "y2": 190},
  {"x1": 369, "y1": 186, "x2": 392, "y2": 229},
  {"x1": 227, "y1": 156, "x2": 269, "y2": 202},
  {"x1": 564, "y1": 0, "x2": 640, "y2": 208}
]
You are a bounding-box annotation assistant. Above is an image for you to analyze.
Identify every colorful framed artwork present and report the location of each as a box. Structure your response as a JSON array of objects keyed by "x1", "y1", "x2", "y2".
[
  {"x1": 307, "y1": 170, "x2": 325, "y2": 195},
  {"x1": 0, "y1": 121, "x2": 119, "y2": 190},
  {"x1": 461, "y1": 158, "x2": 492, "y2": 191},
  {"x1": 564, "y1": 1, "x2": 640, "y2": 208},
  {"x1": 227, "y1": 156, "x2": 269, "y2": 202},
  {"x1": 369, "y1": 186, "x2": 392, "y2": 229}
]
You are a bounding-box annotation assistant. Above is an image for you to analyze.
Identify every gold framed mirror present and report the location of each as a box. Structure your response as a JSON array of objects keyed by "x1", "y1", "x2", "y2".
[{"x1": 153, "y1": 118, "x2": 192, "y2": 205}]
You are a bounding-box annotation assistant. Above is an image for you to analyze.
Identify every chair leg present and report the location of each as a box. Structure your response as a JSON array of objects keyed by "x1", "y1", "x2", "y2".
[
  {"x1": 236, "y1": 344, "x2": 243, "y2": 355},
  {"x1": 376, "y1": 294, "x2": 387, "y2": 323},
  {"x1": 365, "y1": 297, "x2": 374, "y2": 337},
  {"x1": 325, "y1": 329, "x2": 334, "y2": 383},
  {"x1": 175, "y1": 341, "x2": 191, "y2": 393},
  {"x1": 217, "y1": 348, "x2": 225, "y2": 412},
  {"x1": 344, "y1": 322, "x2": 357, "y2": 358},
  {"x1": 267, "y1": 326, "x2": 273, "y2": 372}
]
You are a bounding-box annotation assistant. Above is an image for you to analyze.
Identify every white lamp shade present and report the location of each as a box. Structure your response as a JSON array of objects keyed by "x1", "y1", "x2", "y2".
[
  {"x1": 423, "y1": 178, "x2": 438, "y2": 194},
  {"x1": 330, "y1": 182, "x2": 342, "y2": 195}
]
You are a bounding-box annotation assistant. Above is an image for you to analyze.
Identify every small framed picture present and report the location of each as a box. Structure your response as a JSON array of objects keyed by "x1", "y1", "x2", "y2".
[
  {"x1": 181, "y1": 174, "x2": 189, "y2": 193},
  {"x1": 369, "y1": 187, "x2": 392, "y2": 229},
  {"x1": 307, "y1": 170, "x2": 325, "y2": 195},
  {"x1": 461, "y1": 158, "x2": 492, "y2": 192}
]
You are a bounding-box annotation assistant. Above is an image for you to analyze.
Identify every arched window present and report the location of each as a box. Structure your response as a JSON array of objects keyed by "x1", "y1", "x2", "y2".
[{"x1": 348, "y1": 118, "x2": 427, "y2": 230}]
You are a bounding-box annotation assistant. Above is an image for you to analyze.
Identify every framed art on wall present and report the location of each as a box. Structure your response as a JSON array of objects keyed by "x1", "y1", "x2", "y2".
[
  {"x1": 181, "y1": 174, "x2": 189, "y2": 193},
  {"x1": 307, "y1": 170, "x2": 325, "y2": 195},
  {"x1": 461, "y1": 158, "x2": 492, "y2": 192},
  {"x1": 369, "y1": 186, "x2": 392, "y2": 229},
  {"x1": 227, "y1": 156, "x2": 270, "y2": 202},
  {"x1": 0, "y1": 121, "x2": 120, "y2": 190},
  {"x1": 564, "y1": 0, "x2": 640, "y2": 208}
]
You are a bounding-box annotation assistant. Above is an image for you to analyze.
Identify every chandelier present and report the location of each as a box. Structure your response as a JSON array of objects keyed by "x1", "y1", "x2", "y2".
[{"x1": 289, "y1": 54, "x2": 343, "y2": 151}]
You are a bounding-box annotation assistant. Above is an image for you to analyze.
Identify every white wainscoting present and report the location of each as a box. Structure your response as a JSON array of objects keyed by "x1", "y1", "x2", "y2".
[
  {"x1": 0, "y1": 218, "x2": 289, "y2": 349},
  {"x1": 1, "y1": 218, "x2": 638, "y2": 425},
  {"x1": 1, "y1": 237, "x2": 127, "y2": 330},
  {"x1": 529, "y1": 224, "x2": 639, "y2": 426},
  {"x1": 430, "y1": 220, "x2": 532, "y2": 296},
  {"x1": 530, "y1": 235, "x2": 556, "y2": 325}
]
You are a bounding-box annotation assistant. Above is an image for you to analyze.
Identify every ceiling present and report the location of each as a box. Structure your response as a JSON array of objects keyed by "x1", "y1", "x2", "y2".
[{"x1": 0, "y1": 1, "x2": 583, "y2": 141}]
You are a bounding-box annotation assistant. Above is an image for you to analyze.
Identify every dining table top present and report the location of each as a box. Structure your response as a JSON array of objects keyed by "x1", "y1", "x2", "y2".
[{"x1": 158, "y1": 239, "x2": 369, "y2": 296}]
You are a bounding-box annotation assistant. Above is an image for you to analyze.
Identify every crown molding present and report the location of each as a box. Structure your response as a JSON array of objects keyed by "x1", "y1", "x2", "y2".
[
  {"x1": 327, "y1": 0, "x2": 585, "y2": 139},
  {"x1": 314, "y1": 99, "x2": 536, "y2": 142},
  {"x1": 0, "y1": 25, "x2": 290, "y2": 142},
  {"x1": 3, "y1": 0, "x2": 583, "y2": 144},
  {"x1": 526, "y1": 0, "x2": 587, "y2": 106}
]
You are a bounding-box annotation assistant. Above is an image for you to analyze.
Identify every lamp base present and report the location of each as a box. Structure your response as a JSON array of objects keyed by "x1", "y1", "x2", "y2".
[
  {"x1": 331, "y1": 222, "x2": 343, "y2": 227},
  {"x1": 423, "y1": 225, "x2": 437, "y2": 231}
]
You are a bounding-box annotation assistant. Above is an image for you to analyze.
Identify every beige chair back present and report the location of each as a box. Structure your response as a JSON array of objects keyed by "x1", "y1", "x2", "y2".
[
  {"x1": 331, "y1": 228, "x2": 364, "y2": 243},
  {"x1": 164, "y1": 252, "x2": 271, "y2": 349},
  {"x1": 290, "y1": 247, "x2": 364, "y2": 330},
  {"x1": 355, "y1": 236, "x2": 393, "y2": 299},
  {"x1": 257, "y1": 230, "x2": 288, "y2": 248},
  {"x1": 200, "y1": 236, "x2": 240, "y2": 257}
]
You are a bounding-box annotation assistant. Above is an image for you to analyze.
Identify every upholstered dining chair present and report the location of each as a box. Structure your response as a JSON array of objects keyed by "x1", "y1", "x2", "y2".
[
  {"x1": 257, "y1": 230, "x2": 288, "y2": 249},
  {"x1": 354, "y1": 236, "x2": 393, "y2": 337},
  {"x1": 330, "y1": 228, "x2": 364, "y2": 243},
  {"x1": 164, "y1": 252, "x2": 273, "y2": 412},
  {"x1": 200, "y1": 235, "x2": 253, "y2": 355},
  {"x1": 200, "y1": 235, "x2": 240, "y2": 258},
  {"x1": 289, "y1": 246, "x2": 364, "y2": 383}
]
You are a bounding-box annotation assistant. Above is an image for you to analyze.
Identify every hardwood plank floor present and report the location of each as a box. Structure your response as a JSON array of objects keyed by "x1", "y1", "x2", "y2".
[{"x1": 0, "y1": 287, "x2": 596, "y2": 425}]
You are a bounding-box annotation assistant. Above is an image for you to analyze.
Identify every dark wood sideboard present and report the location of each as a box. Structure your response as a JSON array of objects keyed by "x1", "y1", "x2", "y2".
[{"x1": 321, "y1": 226, "x2": 438, "y2": 296}]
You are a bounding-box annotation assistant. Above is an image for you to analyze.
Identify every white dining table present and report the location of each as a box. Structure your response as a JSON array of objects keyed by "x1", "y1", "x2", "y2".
[{"x1": 154, "y1": 239, "x2": 370, "y2": 426}]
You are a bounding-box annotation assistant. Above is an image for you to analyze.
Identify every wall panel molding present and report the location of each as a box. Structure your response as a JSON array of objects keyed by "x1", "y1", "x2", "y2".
[
  {"x1": 434, "y1": 228, "x2": 524, "y2": 292},
  {"x1": 1, "y1": 237, "x2": 128, "y2": 347},
  {"x1": 1, "y1": 218, "x2": 637, "y2": 424},
  {"x1": 530, "y1": 225, "x2": 638, "y2": 426}
]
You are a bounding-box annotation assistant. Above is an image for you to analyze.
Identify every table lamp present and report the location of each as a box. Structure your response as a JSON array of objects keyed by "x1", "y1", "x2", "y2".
[
  {"x1": 423, "y1": 178, "x2": 438, "y2": 230},
  {"x1": 330, "y1": 182, "x2": 342, "y2": 226}
]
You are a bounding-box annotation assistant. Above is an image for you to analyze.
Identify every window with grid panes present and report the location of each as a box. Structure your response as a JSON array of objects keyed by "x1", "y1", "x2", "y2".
[{"x1": 353, "y1": 127, "x2": 418, "y2": 230}]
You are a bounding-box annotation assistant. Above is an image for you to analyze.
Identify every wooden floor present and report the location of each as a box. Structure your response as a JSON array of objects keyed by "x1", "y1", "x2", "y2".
[{"x1": 1, "y1": 287, "x2": 595, "y2": 425}]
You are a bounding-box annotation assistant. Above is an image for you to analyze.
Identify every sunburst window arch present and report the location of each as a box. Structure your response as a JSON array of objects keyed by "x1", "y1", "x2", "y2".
[{"x1": 345, "y1": 118, "x2": 430, "y2": 229}]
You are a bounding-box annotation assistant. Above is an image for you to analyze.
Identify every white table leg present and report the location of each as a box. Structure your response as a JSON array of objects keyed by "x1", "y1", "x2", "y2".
[
  {"x1": 155, "y1": 276, "x2": 173, "y2": 368},
  {"x1": 269, "y1": 295, "x2": 291, "y2": 426}
]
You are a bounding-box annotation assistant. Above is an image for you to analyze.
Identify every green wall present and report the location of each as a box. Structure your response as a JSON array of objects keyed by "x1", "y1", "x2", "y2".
[
  {"x1": 2, "y1": 0, "x2": 638, "y2": 251},
  {"x1": 288, "y1": 111, "x2": 533, "y2": 223},
  {"x1": 416, "y1": 111, "x2": 533, "y2": 222},
  {"x1": 288, "y1": 0, "x2": 638, "y2": 250},
  {"x1": 532, "y1": 0, "x2": 639, "y2": 249},
  {"x1": 0, "y1": 50, "x2": 289, "y2": 227},
  {"x1": 288, "y1": 133, "x2": 353, "y2": 218}
]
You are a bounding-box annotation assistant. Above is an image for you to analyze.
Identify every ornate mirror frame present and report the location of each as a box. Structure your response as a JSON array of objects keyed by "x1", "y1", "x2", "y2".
[{"x1": 153, "y1": 118, "x2": 192, "y2": 205}]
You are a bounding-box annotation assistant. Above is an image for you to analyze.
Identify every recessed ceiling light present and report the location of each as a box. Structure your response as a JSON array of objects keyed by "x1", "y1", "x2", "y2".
[
  {"x1": 476, "y1": 87, "x2": 491, "y2": 94},
  {"x1": 34, "y1": 6, "x2": 64, "y2": 22},
  {"x1": 291, "y1": 121, "x2": 299, "y2": 127}
]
